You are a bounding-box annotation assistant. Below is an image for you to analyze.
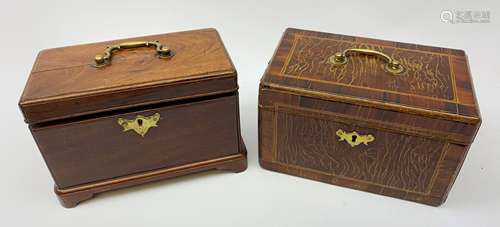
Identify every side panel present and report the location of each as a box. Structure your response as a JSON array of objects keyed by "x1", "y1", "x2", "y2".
[
  {"x1": 32, "y1": 95, "x2": 240, "y2": 189},
  {"x1": 259, "y1": 88, "x2": 473, "y2": 206}
]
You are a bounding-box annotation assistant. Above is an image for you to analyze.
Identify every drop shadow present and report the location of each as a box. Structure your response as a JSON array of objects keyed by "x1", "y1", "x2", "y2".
[{"x1": 77, "y1": 169, "x2": 240, "y2": 207}]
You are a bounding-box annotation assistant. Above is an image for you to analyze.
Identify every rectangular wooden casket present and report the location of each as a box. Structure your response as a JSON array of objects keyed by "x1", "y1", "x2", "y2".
[
  {"x1": 258, "y1": 28, "x2": 481, "y2": 206},
  {"x1": 19, "y1": 28, "x2": 247, "y2": 208}
]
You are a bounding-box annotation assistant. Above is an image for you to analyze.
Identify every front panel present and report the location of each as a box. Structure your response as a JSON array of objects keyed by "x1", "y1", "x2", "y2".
[
  {"x1": 258, "y1": 88, "x2": 470, "y2": 205},
  {"x1": 32, "y1": 95, "x2": 240, "y2": 189},
  {"x1": 274, "y1": 105, "x2": 446, "y2": 194}
]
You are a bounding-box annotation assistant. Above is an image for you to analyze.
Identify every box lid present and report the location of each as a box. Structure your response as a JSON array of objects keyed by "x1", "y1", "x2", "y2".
[
  {"x1": 20, "y1": 28, "x2": 237, "y2": 124},
  {"x1": 261, "y1": 28, "x2": 480, "y2": 124}
]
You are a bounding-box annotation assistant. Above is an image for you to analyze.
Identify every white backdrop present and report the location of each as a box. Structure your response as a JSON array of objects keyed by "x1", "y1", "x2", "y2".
[{"x1": 1, "y1": 0, "x2": 499, "y2": 226}]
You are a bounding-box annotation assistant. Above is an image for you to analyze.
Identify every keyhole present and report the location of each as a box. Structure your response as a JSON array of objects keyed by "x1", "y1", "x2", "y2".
[
  {"x1": 351, "y1": 135, "x2": 357, "y2": 142},
  {"x1": 137, "y1": 119, "x2": 143, "y2": 126}
]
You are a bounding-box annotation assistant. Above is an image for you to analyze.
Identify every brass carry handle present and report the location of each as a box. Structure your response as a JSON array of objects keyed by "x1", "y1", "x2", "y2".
[
  {"x1": 328, "y1": 48, "x2": 404, "y2": 74},
  {"x1": 93, "y1": 41, "x2": 174, "y2": 67}
]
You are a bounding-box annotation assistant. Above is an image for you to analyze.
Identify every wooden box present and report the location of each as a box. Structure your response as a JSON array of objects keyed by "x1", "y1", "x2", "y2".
[
  {"x1": 258, "y1": 28, "x2": 481, "y2": 206},
  {"x1": 19, "y1": 28, "x2": 247, "y2": 208}
]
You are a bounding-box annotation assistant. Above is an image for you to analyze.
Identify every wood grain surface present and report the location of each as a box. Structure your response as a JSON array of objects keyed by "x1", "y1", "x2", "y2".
[
  {"x1": 275, "y1": 105, "x2": 445, "y2": 194},
  {"x1": 262, "y1": 28, "x2": 480, "y2": 122},
  {"x1": 282, "y1": 35, "x2": 455, "y2": 101},
  {"x1": 32, "y1": 95, "x2": 240, "y2": 188},
  {"x1": 20, "y1": 28, "x2": 237, "y2": 124},
  {"x1": 259, "y1": 28, "x2": 481, "y2": 206}
]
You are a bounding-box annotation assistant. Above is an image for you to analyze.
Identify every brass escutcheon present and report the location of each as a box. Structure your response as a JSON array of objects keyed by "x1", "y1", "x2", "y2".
[
  {"x1": 327, "y1": 48, "x2": 404, "y2": 74},
  {"x1": 336, "y1": 129, "x2": 375, "y2": 147},
  {"x1": 117, "y1": 113, "x2": 161, "y2": 137}
]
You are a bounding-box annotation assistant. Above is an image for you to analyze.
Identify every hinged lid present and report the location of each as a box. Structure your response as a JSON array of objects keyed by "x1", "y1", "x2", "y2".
[
  {"x1": 261, "y1": 28, "x2": 480, "y2": 124},
  {"x1": 20, "y1": 28, "x2": 237, "y2": 124}
]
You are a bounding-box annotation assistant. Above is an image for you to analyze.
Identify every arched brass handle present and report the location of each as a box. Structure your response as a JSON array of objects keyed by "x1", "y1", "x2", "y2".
[
  {"x1": 328, "y1": 48, "x2": 404, "y2": 74},
  {"x1": 93, "y1": 41, "x2": 174, "y2": 68}
]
